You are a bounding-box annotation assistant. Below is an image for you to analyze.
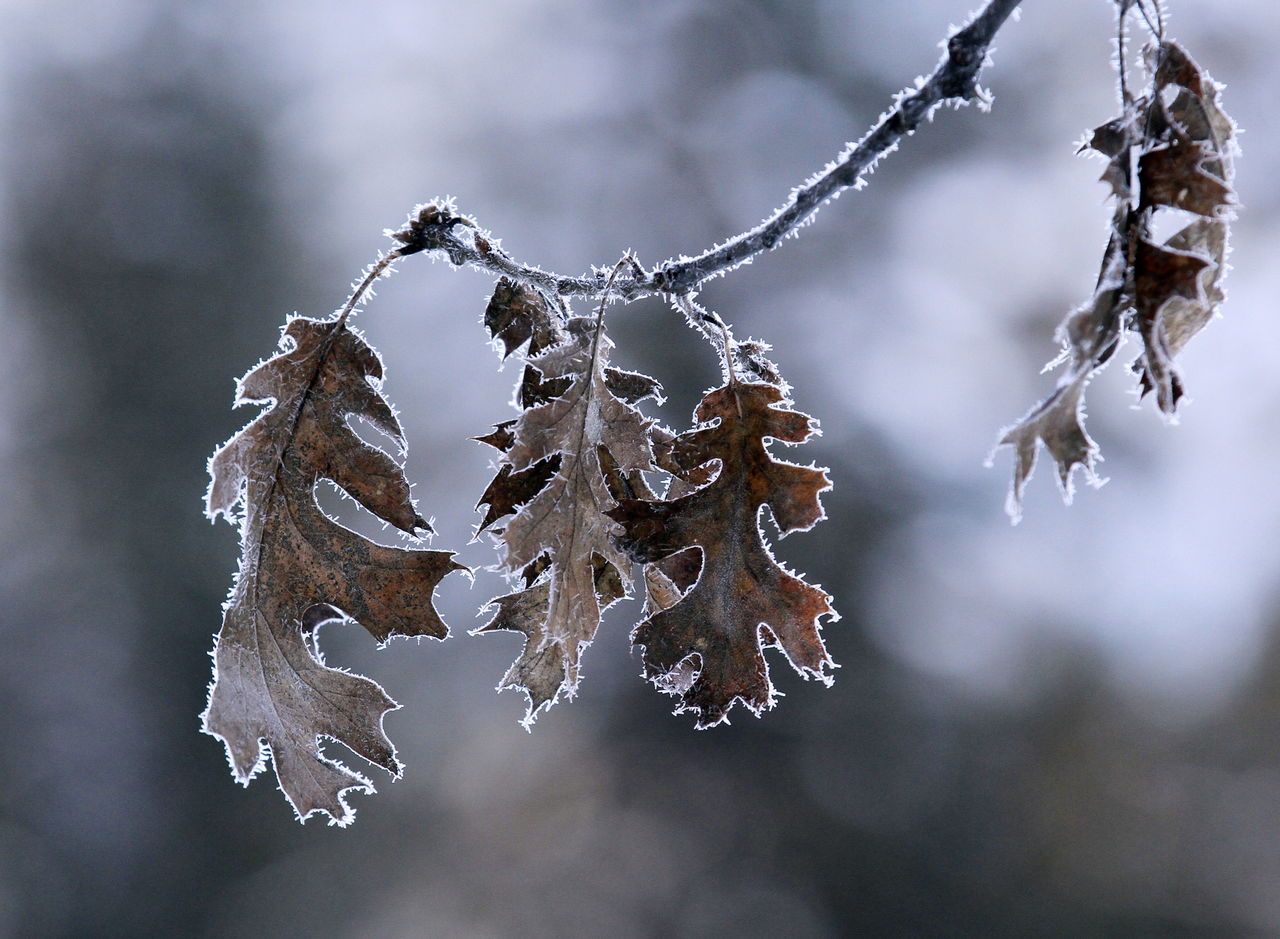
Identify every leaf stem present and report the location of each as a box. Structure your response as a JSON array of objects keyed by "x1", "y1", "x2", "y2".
[{"x1": 336, "y1": 249, "x2": 403, "y2": 329}]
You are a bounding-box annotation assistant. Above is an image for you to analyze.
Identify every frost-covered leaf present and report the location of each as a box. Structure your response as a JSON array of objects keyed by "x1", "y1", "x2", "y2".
[
  {"x1": 1083, "y1": 115, "x2": 1134, "y2": 200},
  {"x1": 1132, "y1": 236, "x2": 1212, "y2": 411},
  {"x1": 519, "y1": 363, "x2": 573, "y2": 410},
  {"x1": 204, "y1": 316, "x2": 463, "y2": 825},
  {"x1": 603, "y1": 368, "x2": 665, "y2": 406},
  {"x1": 1154, "y1": 219, "x2": 1229, "y2": 357},
  {"x1": 476, "y1": 316, "x2": 656, "y2": 726},
  {"x1": 1138, "y1": 136, "x2": 1232, "y2": 217},
  {"x1": 484, "y1": 277, "x2": 562, "y2": 359},
  {"x1": 997, "y1": 377, "x2": 1100, "y2": 521},
  {"x1": 1152, "y1": 42, "x2": 1238, "y2": 182},
  {"x1": 473, "y1": 419, "x2": 517, "y2": 453},
  {"x1": 1144, "y1": 42, "x2": 1236, "y2": 212},
  {"x1": 473, "y1": 459, "x2": 562, "y2": 536},
  {"x1": 995, "y1": 240, "x2": 1123, "y2": 520},
  {"x1": 610, "y1": 381, "x2": 836, "y2": 728},
  {"x1": 1132, "y1": 42, "x2": 1235, "y2": 412},
  {"x1": 472, "y1": 422, "x2": 561, "y2": 536},
  {"x1": 995, "y1": 37, "x2": 1236, "y2": 516}
]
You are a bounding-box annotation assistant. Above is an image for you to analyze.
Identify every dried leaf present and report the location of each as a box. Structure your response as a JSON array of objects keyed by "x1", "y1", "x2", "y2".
[
  {"x1": 484, "y1": 278, "x2": 562, "y2": 358},
  {"x1": 1132, "y1": 42, "x2": 1236, "y2": 411},
  {"x1": 477, "y1": 316, "x2": 655, "y2": 726},
  {"x1": 994, "y1": 250, "x2": 1121, "y2": 521},
  {"x1": 1133, "y1": 237, "x2": 1211, "y2": 411},
  {"x1": 732, "y1": 339, "x2": 785, "y2": 387},
  {"x1": 598, "y1": 443, "x2": 700, "y2": 615},
  {"x1": 473, "y1": 419, "x2": 518, "y2": 453},
  {"x1": 604, "y1": 367, "x2": 665, "y2": 406},
  {"x1": 1152, "y1": 40, "x2": 1207, "y2": 98},
  {"x1": 1135, "y1": 218, "x2": 1228, "y2": 404},
  {"x1": 1138, "y1": 136, "x2": 1232, "y2": 217},
  {"x1": 475, "y1": 581, "x2": 557, "y2": 708},
  {"x1": 518, "y1": 363, "x2": 573, "y2": 409},
  {"x1": 1085, "y1": 116, "x2": 1129, "y2": 159},
  {"x1": 473, "y1": 456, "x2": 561, "y2": 535},
  {"x1": 204, "y1": 316, "x2": 463, "y2": 825},
  {"x1": 1084, "y1": 115, "x2": 1135, "y2": 200},
  {"x1": 1149, "y1": 42, "x2": 1236, "y2": 205},
  {"x1": 996, "y1": 38, "x2": 1236, "y2": 515},
  {"x1": 997, "y1": 377, "x2": 1100, "y2": 521},
  {"x1": 610, "y1": 382, "x2": 836, "y2": 728},
  {"x1": 1156, "y1": 218, "x2": 1229, "y2": 357},
  {"x1": 472, "y1": 363, "x2": 663, "y2": 540}
]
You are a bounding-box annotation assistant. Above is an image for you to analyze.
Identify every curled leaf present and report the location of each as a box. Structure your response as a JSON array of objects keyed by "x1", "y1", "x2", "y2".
[
  {"x1": 204, "y1": 317, "x2": 463, "y2": 825},
  {"x1": 1132, "y1": 237, "x2": 1212, "y2": 412},
  {"x1": 996, "y1": 377, "x2": 1101, "y2": 522},
  {"x1": 995, "y1": 37, "x2": 1236, "y2": 516},
  {"x1": 484, "y1": 278, "x2": 562, "y2": 359}
]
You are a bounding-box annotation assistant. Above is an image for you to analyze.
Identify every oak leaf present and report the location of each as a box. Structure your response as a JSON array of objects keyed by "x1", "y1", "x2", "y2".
[
  {"x1": 484, "y1": 278, "x2": 562, "y2": 360},
  {"x1": 204, "y1": 316, "x2": 462, "y2": 825},
  {"x1": 1132, "y1": 235, "x2": 1212, "y2": 410},
  {"x1": 1147, "y1": 218, "x2": 1228, "y2": 361},
  {"x1": 476, "y1": 316, "x2": 658, "y2": 726},
  {"x1": 996, "y1": 40, "x2": 1235, "y2": 517},
  {"x1": 482, "y1": 278, "x2": 574, "y2": 410},
  {"x1": 1132, "y1": 43, "x2": 1236, "y2": 411},
  {"x1": 472, "y1": 421, "x2": 562, "y2": 537},
  {"x1": 610, "y1": 381, "x2": 837, "y2": 728},
  {"x1": 996, "y1": 371, "x2": 1101, "y2": 519}
]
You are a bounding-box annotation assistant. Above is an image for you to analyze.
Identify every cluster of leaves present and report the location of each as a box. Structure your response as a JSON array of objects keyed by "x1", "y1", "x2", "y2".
[
  {"x1": 995, "y1": 38, "x2": 1236, "y2": 519},
  {"x1": 204, "y1": 270, "x2": 836, "y2": 824},
  {"x1": 201, "y1": 7, "x2": 1238, "y2": 826},
  {"x1": 474, "y1": 282, "x2": 835, "y2": 728}
]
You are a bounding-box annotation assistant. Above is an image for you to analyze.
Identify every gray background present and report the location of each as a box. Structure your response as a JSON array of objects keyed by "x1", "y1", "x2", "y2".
[{"x1": 3, "y1": 0, "x2": 1279, "y2": 935}]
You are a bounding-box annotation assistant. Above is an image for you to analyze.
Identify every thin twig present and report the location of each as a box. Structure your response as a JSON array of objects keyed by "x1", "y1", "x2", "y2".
[
  {"x1": 337, "y1": 249, "x2": 403, "y2": 328},
  {"x1": 673, "y1": 293, "x2": 727, "y2": 348},
  {"x1": 395, "y1": 0, "x2": 1024, "y2": 304},
  {"x1": 1117, "y1": 2, "x2": 1131, "y2": 106},
  {"x1": 591, "y1": 254, "x2": 636, "y2": 360},
  {"x1": 650, "y1": 0, "x2": 1024, "y2": 294},
  {"x1": 1135, "y1": 0, "x2": 1163, "y2": 40}
]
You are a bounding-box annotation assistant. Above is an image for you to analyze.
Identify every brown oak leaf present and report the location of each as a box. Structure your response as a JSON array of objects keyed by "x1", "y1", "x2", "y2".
[
  {"x1": 204, "y1": 316, "x2": 463, "y2": 825},
  {"x1": 484, "y1": 277, "x2": 562, "y2": 359},
  {"x1": 482, "y1": 278, "x2": 575, "y2": 410},
  {"x1": 597, "y1": 437, "x2": 701, "y2": 617},
  {"x1": 1151, "y1": 218, "x2": 1228, "y2": 359},
  {"x1": 1132, "y1": 236, "x2": 1212, "y2": 411},
  {"x1": 472, "y1": 422, "x2": 561, "y2": 536},
  {"x1": 610, "y1": 381, "x2": 836, "y2": 728},
  {"x1": 476, "y1": 316, "x2": 656, "y2": 726},
  {"x1": 472, "y1": 460, "x2": 559, "y2": 536},
  {"x1": 996, "y1": 374, "x2": 1100, "y2": 520},
  {"x1": 471, "y1": 359, "x2": 662, "y2": 540},
  {"x1": 1132, "y1": 43, "x2": 1235, "y2": 411},
  {"x1": 993, "y1": 240, "x2": 1127, "y2": 521},
  {"x1": 1083, "y1": 115, "x2": 1134, "y2": 200},
  {"x1": 996, "y1": 39, "x2": 1236, "y2": 517},
  {"x1": 1138, "y1": 135, "x2": 1232, "y2": 217},
  {"x1": 1152, "y1": 43, "x2": 1237, "y2": 180}
]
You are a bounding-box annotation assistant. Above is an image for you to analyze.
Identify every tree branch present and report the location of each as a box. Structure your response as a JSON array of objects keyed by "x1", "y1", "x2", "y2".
[
  {"x1": 390, "y1": 0, "x2": 1024, "y2": 303},
  {"x1": 652, "y1": 0, "x2": 1024, "y2": 293}
]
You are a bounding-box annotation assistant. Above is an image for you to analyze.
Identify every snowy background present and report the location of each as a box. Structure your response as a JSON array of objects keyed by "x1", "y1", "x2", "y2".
[{"x1": 3, "y1": 0, "x2": 1280, "y2": 934}]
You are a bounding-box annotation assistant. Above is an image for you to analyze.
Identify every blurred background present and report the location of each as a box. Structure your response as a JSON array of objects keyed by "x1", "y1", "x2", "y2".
[{"x1": 3, "y1": 0, "x2": 1279, "y2": 935}]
